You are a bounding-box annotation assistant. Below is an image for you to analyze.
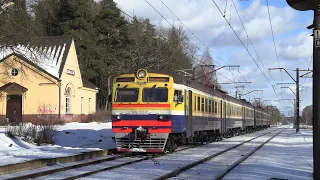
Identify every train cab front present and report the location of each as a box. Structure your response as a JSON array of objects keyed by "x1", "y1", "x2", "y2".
[
  {"x1": 111, "y1": 69, "x2": 173, "y2": 153},
  {"x1": 112, "y1": 114, "x2": 171, "y2": 153}
]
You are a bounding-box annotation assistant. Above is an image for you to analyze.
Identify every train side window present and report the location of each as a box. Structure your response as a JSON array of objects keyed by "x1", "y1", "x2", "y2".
[
  {"x1": 215, "y1": 101, "x2": 218, "y2": 114},
  {"x1": 197, "y1": 96, "x2": 200, "y2": 112},
  {"x1": 236, "y1": 107, "x2": 239, "y2": 116},
  {"x1": 232, "y1": 106, "x2": 234, "y2": 116},
  {"x1": 212, "y1": 100, "x2": 215, "y2": 114},
  {"x1": 201, "y1": 97, "x2": 204, "y2": 112},
  {"x1": 194, "y1": 95, "x2": 197, "y2": 112},
  {"x1": 204, "y1": 98, "x2": 207, "y2": 112},
  {"x1": 173, "y1": 90, "x2": 183, "y2": 103},
  {"x1": 230, "y1": 104, "x2": 232, "y2": 116}
]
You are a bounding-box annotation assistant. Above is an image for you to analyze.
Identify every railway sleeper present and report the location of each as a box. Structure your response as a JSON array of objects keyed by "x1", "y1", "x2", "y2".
[{"x1": 164, "y1": 125, "x2": 269, "y2": 153}]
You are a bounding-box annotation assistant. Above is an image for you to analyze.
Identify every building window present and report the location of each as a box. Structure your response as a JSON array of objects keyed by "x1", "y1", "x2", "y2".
[
  {"x1": 66, "y1": 87, "x2": 71, "y2": 113},
  {"x1": 89, "y1": 98, "x2": 91, "y2": 113},
  {"x1": 11, "y1": 68, "x2": 18, "y2": 76},
  {"x1": 81, "y1": 97, "x2": 84, "y2": 114}
]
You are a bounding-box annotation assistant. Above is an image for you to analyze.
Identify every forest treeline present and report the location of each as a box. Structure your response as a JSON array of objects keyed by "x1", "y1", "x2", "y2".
[{"x1": 0, "y1": 0, "x2": 221, "y2": 108}]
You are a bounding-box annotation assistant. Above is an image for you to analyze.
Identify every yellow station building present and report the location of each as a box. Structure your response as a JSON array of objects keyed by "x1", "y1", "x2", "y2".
[{"x1": 0, "y1": 36, "x2": 98, "y2": 124}]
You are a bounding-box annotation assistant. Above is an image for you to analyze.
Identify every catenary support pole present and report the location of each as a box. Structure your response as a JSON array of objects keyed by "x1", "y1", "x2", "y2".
[
  {"x1": 296, "y1": 68, "x2": 300, "y2": 133},
  {"x1": 313, "y1": 4, "x2": 320, "y2": 179},
  {"x1": 294, "y1": 99, "x2": 296, "y2": 130}
]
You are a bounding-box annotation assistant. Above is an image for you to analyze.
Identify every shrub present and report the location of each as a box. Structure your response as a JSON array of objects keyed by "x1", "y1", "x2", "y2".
[
  {"x1": 5, "y1": 119, "x2": 60, "y2": 146},
  {"x1": 88, "y1": 109, "x2": 111, "y2": 123},
  {"x1": 0, "y1": 119, "x2": 8, "y2": 126}
]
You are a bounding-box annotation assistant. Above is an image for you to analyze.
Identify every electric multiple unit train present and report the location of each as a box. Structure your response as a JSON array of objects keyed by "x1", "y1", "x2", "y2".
[{"x1": 111, "y1": 69, "x2": 272, "y2": 153}]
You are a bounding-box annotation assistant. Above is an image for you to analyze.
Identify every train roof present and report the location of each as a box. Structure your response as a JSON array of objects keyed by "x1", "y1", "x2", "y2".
[{"x1": 115, "y1": 69, "x2": 260, "y2": 108}]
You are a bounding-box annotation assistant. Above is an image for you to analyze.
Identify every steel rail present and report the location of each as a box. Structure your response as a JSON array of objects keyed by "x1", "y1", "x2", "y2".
[
  {"x1": 214, "y1": 128, "x2": 286, "y2": 180},
  {"x1": 4, "y1": 152, "x2": 133, "y2": 180},
  {"x1": 154, "y1": 128, "x2": 283, "y2": 180},
  {"x1": 59, "y1": 145, "x2": 198, "y2": 180},
  {"x1": 6, "y1": 129, "x2": 277, "y2": 180},
  {"x1": 5, "y1": 145, "x2": 196, "y2": 180}
]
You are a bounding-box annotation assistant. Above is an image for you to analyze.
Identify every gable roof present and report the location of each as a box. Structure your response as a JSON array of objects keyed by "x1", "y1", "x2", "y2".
[
  {"x1": 0, "y1": 53, "x2": 60, "y2": 81},
  {"x1": 0, "y1": 36, "x2": 73, "y2": 79},
  {"x1": 0, "y1": 82, "x2": 28, "y2": 92},
  {"x1": 82, "y1": 77, "x2": 98, "y2": 90}
]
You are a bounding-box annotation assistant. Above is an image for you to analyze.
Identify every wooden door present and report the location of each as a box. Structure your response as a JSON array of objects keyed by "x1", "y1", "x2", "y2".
[{"x1": 6, "y1": 95, "x2": 22, "y2": 123}]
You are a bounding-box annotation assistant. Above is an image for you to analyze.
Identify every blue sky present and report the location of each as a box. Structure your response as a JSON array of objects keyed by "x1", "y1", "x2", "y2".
[{"x1": 114, "y1": 0, "x2": 314, "y2": 116}]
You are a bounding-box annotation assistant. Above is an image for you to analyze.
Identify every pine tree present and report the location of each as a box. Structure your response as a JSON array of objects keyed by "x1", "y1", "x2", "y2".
[
  {"x1": 92, "y1": 0, "x2": 132, "y2": 108},
  {"x1": 0, "y1": 0, "x2": 43, "y2": 40},
  {"x1": 128, "y1": 17, "x2": 159, "y2": 71}
]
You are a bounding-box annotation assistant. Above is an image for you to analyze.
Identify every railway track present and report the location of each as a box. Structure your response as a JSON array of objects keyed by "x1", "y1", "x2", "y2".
[
  {"x1": 1, "y1": 144, "x2": 198, "y2": 180},
  {"x1": 155, "y1": 128, "x2": 286, "y2": 180},
  {"x1": 1, "y1": 128, "x2": 279, "y2": 180}
]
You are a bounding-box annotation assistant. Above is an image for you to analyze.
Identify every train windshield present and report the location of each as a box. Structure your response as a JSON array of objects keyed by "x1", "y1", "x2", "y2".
[
  {"x1": 142, "y1": 88, "x2": 168, "y2": 102},
  {"x1": 115, "y1": 88, "x2": 139, "y2": 102}
]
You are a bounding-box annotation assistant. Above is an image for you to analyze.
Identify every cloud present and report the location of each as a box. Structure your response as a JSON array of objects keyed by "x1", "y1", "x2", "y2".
[
  {"x1": 278, "y1": 31, "x2": 313, "y2": 61},
  {"x1": 113, "y1": 0, "x2": 312, "y2": 114},
  {"x1": 114, "y1": 0, "x2": 298, "y2": 48}
]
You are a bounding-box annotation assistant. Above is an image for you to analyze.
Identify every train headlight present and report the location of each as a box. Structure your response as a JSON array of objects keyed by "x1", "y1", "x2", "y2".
[
  {"x1": 136, "y1": 69, "x2": 147, "y2": 79},
  {"x1": 158, "y1": 115, "x2": 167, "y2": 120}
]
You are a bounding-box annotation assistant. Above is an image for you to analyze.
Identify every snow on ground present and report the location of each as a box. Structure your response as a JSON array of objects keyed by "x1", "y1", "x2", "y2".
[
  {"x1": 0, "y1": 122, "x2": 115, "y2": 167},
  {"x1": 0, "y1": 124, "x2": 313, "y2": 180},
  {"x1": 71, "y1": 128, "x2": 280, "y2": 180},
  {"x1": 54, "y1": 122, "x2": 115, "y2": 149},
  {"x1": 170, "y1": 130, "x2": 281, "y2": 180},
  {"x1": 223, "y1": 128, "x2": 313, "y2": 180}
]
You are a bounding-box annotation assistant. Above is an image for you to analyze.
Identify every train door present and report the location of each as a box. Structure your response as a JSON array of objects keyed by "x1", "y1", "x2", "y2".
[
  {"x1": 220, "y1": 100, "x2": 227, "y2": 134},
  {"x1": 253, "y1": 107, "x2": 256, "y2": 128},
  {"x1": 242, "y1": 107, "x2": 245, "y2": 130},
  {"x1": 185, "y1": 90, "x2": 193, "y2": 137}
]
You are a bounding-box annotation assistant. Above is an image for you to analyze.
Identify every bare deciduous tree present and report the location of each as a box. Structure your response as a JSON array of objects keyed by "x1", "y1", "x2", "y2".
[
  {"x1": 302, "y1": 105, "x2": 312, "y2": 125},
  {"x1": 193, "y1": 47, "x2": 220, "y2": 89}
]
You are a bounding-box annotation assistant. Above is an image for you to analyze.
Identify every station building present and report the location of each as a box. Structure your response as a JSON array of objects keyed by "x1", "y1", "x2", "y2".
[{"x1": 0, "y1": 36, "x2": 98, "y2": 124}]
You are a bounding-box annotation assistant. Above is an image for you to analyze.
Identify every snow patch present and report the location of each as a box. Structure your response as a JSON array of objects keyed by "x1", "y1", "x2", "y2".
[{"x1": 0, "y1": 122, "x2": 115, "y2": 166}]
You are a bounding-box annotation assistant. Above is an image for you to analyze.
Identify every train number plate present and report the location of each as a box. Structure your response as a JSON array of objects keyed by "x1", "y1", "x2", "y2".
[{"x1": 128, "y1": 110, "x2": 149, "y2": 115}]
